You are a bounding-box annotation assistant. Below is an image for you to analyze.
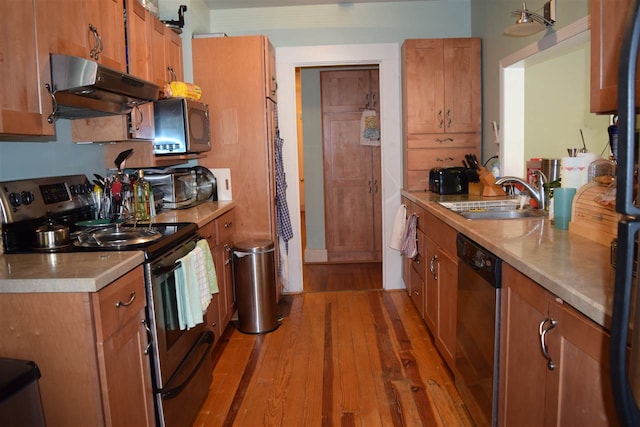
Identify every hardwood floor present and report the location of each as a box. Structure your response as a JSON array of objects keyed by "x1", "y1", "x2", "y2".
[
  {"x1": 304, "y1": 262, "x2": 383, "y2": 292},
  {"x1": 192, "y1": 289, "x2": 473, "y2": 426}
]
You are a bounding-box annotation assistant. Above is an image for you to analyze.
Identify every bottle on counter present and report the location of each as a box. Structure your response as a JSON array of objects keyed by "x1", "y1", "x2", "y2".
[{"x1": 133, "y1": 170, "x2": 151, "y2": 221}]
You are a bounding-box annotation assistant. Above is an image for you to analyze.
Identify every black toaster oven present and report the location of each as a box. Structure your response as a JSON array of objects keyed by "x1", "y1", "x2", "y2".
[{"x1": 429, "y1": 167, "x2": 469, "y2": 195}]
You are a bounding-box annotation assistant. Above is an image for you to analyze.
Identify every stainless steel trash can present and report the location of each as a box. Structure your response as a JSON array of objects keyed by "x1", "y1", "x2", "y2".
[
  {"x1": 232, "y1": 239, "x2": 279, "y2": 334},
  {"x1": 0, "y1": 358, "x2": 46, "y2": 427}
]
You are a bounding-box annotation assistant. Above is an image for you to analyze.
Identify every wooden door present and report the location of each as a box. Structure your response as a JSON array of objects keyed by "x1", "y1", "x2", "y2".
[
  {"x1": 498, "y1": 263, "x2": 549, "y2": 426},
  {"x1": 150, "y1": 18, "x2": 167, "y2": 87},
  {"x1": 321, "y1": 69, "x2": 381, "y2": 262},
  {"x1": 165, "y1": 29, "x2": 183, "y2": 82},
  {"x1": 44, "y1": 0, "x2": 88, "y2": 60},
  {"x1": 424, "y1": 237, "x2": 439, "y2": 332},
  {"x1": 403, "y1": 39, "x2": 445, "y2": 134},
  {"x1": 443, "y1": 38, "x2": 481, "y2": 133}
]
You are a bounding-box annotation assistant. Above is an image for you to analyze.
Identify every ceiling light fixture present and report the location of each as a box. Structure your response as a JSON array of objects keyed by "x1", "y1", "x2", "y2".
[{"x1": 504, "y1": 0, "x2": 556, "y2": 37}]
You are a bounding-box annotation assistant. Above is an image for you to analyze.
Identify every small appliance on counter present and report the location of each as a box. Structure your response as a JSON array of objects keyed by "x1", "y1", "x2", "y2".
[
  {"x1": 145, "y1": 166, "x2": 217, "y2": 210},
  {"x1": 429, "y1": 167, "x2": 469, "y2": 195}
]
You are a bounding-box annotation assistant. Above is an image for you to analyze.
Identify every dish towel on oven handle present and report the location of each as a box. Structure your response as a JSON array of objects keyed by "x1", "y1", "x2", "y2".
[
  {"x1": 400, "y1": 213, "x2": 418, "y2": 259},
  {"x1": 176, "y1": 242, "x2": 220, "y2": 331}
]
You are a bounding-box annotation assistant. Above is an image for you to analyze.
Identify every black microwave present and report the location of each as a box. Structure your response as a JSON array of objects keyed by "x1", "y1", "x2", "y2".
[{"x1": 153, "y1": 98, "x2": 211, "y2": 155}]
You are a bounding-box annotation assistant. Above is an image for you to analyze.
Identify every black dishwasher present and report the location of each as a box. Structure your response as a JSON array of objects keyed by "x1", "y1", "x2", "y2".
[{"x1": 455, "y1": 233, "x2": 502, "y2": 427}]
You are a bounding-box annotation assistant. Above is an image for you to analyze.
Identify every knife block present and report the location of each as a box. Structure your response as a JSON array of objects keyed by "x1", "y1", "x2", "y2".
[{"x1": 479, "y1": 168, "x2": 506, "y2": 197}]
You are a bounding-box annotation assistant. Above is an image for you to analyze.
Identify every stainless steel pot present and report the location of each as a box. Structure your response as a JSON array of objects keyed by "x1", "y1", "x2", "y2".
[{"x1": 34, "y1": 220, "x2": 70, "y2": 250}]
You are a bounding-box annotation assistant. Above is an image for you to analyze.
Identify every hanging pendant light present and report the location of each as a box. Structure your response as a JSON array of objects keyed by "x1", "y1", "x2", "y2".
[{"x1": 504, "y1": 0, "x2": 556, "y2": 37}]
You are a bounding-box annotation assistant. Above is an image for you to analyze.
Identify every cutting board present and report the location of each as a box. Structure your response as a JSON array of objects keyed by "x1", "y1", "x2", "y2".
[{"x1": 568, "y1": 182, "x2": 620, "y2": 246}]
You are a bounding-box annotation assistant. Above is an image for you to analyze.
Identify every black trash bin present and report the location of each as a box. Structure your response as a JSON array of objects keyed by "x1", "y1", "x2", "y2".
[
  {"x1": 232, "y1": 239, "x2": 279, "y2": 334},
  {"x1": 0, "y1": 358, "x2": 46, "y2": 427}
]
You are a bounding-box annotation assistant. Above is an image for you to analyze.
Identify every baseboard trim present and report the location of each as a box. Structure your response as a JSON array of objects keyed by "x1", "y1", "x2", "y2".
[{"x1": 304, "y1": 248, "x2": 328, "y2": 263}]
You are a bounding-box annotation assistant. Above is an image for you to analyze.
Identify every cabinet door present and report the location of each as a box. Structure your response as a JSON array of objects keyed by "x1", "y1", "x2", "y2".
[
  {"x1": 435, "y1": 248, "x2": 457, "y2": 368},
  {"x1": 590, "y1": 0, "x2": 639, "y2": 114},
  {"x1": 403, "y1": 39, "x2": 445, "y2": 134},
  {"x1": 443, "y1": 38, "x2": 481, "y2": 133},
  {"x1": 150, "y1": 18, "x2": 167, "y2": 88},
  {"x1": 499, "y1": 263, "x2": 549, "y2": 427},
  {"x1": 44, "y1": 0, "x2": 87, "y2": 59},
  {"x1": 98, "y1": 310, "x2": 155, "y2": 427},
  {"x1": 544, "y1": 301, "x2": 620, "y2": 426},
  {"x1": 165, "y1": 29, "x2": 183, "y2": 82},
  {"x1": 0, "y1": 0, "x2": 55, "y2": 136},
  {"x1": 216, "y1": 210, "x2": 236, "y2": 329},
  {"x1": 424, "y1": 237, "x2": 439, "y2": 333},
  {"x1": 85, "y1": 0, "x2": 126, "y2": 71}
]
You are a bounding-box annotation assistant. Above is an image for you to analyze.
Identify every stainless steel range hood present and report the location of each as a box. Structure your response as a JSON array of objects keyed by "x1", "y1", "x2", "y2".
[{"x1": 49, "y1": 54, "x2": 160, "y2": 120}]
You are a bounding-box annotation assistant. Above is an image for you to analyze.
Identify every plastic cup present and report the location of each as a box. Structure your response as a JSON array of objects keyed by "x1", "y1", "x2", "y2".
[{"x1": 553, "y1": 187, "x2": 577, "y2": 230}]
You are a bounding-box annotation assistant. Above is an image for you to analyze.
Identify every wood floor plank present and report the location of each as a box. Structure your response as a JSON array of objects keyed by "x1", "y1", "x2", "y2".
[{"x1": 193, "y1": 275, "x2": 474, "y2": 427}]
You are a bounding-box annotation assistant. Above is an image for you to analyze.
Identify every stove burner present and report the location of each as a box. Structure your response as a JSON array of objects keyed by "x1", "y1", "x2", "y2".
[{"x1": 74, "y1": 227, "x2": 163, "y2": 249}]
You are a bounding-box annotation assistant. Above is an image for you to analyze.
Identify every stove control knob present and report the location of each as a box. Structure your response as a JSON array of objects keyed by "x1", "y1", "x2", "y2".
[
  {"x1": 21, "y1": 191, "x2": 34, "y2": 205},
  {"x1": 8, "y1": 192, "x2": 21, "y2": 207},
  {"x1": 69, "y1": 185, "x2": 78, "y2": 196}
]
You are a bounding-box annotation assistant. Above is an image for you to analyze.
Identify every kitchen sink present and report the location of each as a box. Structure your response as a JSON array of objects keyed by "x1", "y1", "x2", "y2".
[{"x1": 438, "y1": 199, "x2": 548, "y2": 220}]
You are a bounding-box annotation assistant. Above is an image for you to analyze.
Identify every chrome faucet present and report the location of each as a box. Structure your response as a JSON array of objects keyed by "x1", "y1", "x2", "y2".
[{"x1": 495, "y1": 170, "x2": 548, "y2": 210}]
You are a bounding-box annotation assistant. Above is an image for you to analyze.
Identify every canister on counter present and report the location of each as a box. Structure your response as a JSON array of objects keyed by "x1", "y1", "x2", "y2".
[{"x1": 527, "y1": 158, "x2": 542, "y2": 185}]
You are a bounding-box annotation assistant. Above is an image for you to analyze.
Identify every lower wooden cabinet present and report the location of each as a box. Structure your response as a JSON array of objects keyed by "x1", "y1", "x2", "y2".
[
  {"x1": 423, "y1": 211, "x2": 458, "y2": 370},
  {"x1": 401, "y1": 196, "x2": 458, "y2": 371},
  {"x1": 499, "y1": 263, "x2": 619, "y2": 426},
  {"x1": 0, "y1": 265, "x2": 155, "y2": 427},
  {"x1": 199, "y1": 208, "x2": 236, "y2": 337}
]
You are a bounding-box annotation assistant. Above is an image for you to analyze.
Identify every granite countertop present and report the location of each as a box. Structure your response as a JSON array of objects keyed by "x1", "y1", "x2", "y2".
[
  {"x1": 402, "y1": 190, "x2": 616, "y2": 330},
  {"x1": 0, "y1": 201, "x2": 236, "y2": 294}
]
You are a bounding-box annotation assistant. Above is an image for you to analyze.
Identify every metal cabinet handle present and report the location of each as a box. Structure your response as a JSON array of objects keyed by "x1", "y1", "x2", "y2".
[
  {"x1": 413, "y1": 289, "x2": 420, "y2": 296},
  {"x1": 368, "y1": 180, "x2": 373, "y2": 193},
  {"x1": 438, "y1": 109, "x2": 443, "y2": 128},
  {"x1": 167, "y1": 66, "x2": 176, "y2": 83},
  {"x1": 115, "y1": 291, "x2": 136, "y2": 308},
  {"x1": 132, "y1": 104, "x2": 143, "y2": 131},
  {"x1": 88, "y1": 24, "x2": 103, "y2": 60},
  {"x1": 224, "y1": 221, "x2": 233, "y2": 229},
  {"x1": 45, "y1": 83, "x2": 57, "y2": 124},
  {"x1": 429, "y1": 255, "x2": 438, "y2": 280},
  {"x1": 446, "y1": 109, "x2": 452, "y2": 128},
  {"x1": 142, "y1": 319, "x2": 152, "y2": 355},
  {"x1": 538, "y1": 318, "x2": 557, "y2": 370}
]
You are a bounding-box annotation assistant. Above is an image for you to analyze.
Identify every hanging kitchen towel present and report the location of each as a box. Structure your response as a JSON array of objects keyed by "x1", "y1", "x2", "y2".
[
  {"x1": 390, "y1": 204, "x2": 407, "y2": 250},
  {"x1": 360, "y1": 109, "x2": 380, "y2": 146},
  {"x1": 196, "y1": 239, "x2": 218, "y2": 295},
  {"x1": 275, "y1": 125, "x2": 293, "y2": 249},
  {"x1": 175, "y1": 249, "x2": 205, "y2": 330},
  {"x1": 400, "y1": 213, "x2": 418, "y2": 259}
]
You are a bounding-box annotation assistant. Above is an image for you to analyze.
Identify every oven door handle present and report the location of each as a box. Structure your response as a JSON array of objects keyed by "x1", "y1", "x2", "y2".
[
  {"x1": 152, "y1": 262, "x2": 182, "y2": 277},
  {"x1": 158, "y1": 330, "x2": 215, "y2": 400}
]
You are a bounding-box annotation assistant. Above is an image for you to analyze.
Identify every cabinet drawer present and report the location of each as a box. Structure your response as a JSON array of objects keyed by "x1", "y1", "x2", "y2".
[
  {"x1": 424, "y1": 211, "x2": 457, "y2": 258},
  {"x1": 215, "y1": 210, "x2": 235, "y2": 246},
  {"x1": 199, "y1": 220, "x2": 216, "y2": 250},
  {"x1": 407, "y1": 133, "x2": 480, "y2": 149},
  {"x1": 406, "y1": 147, "x2": 480, "y2": 171},
  {"x1": 93, "y1": 266, "x2": 146, "y2": 340}
]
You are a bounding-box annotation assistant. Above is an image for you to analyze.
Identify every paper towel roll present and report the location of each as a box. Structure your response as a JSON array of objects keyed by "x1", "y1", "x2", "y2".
[{"x1": 561, "y1": 156, "x2": 589, "y2": 189}]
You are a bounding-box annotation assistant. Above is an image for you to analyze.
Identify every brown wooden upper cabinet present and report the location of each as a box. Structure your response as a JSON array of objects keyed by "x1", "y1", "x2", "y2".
[
  {"x1": 402, "y1": 38, "x2": 482, "y2": 191},
  {"x1": 44, "y1": 0, "x2": 126, "y2": 72},
  {"x1": 590, "y1": 0, "x2": 640, "y2": 114},
  {"x1": 0, "y1": 0, "x2": 55, "y2": 137}
]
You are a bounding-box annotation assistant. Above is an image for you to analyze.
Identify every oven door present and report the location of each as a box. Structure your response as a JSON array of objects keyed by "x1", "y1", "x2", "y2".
[{"x1": 145, "y1": 238, "x2": 214, "y2": 426}]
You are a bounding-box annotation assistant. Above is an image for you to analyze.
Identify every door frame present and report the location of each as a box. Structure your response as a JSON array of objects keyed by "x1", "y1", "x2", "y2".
[{"x1": 276, "y1": 44, "x2": 403, "y2": 293}]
